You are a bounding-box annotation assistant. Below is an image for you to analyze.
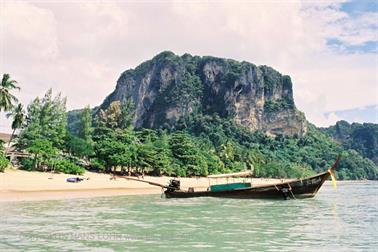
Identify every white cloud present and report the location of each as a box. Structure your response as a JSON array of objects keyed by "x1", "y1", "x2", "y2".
[
  {"x1": 340, "y1": 12, "x2": 378, "y2": 45},
  {"x1": 1, "y1": 1, "x2": 59, "y2": 61},
  {"x1": 0, "y1": 0, "x2": 377, "y2": 132}
]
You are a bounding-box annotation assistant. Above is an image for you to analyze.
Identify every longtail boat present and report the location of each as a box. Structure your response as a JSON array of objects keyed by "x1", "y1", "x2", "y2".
[{"x1": 116, "y1": 156, "x2": 340, "y2": 200}]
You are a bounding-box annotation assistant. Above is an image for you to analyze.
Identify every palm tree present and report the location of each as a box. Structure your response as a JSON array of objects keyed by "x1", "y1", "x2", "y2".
[
  {"x1": 0, "y1": 74, "x2": 20, "y2": 112},
  {"x1": 6, "y1": 104, "x2": 25, "y2": 153}
]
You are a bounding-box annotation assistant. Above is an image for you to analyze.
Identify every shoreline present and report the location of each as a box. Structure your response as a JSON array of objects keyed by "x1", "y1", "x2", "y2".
[
  {"x1": 0, "y1": 168, "x2": 280, "y2": 202},
  {"x1": 0, "y1": 168, "x2": 371, "y2": 202}
]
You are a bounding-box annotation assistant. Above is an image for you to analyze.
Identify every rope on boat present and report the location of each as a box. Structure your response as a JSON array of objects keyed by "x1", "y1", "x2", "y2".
[
  {"x1": 161, "y1": 187, "x2": 165, "y2": 198},
  {"x1": 287, "y1": 183, "x2": 296, "y2": 200},
  {"x1": 114, "y1": 175, "x2": 168, "y2": 189},
  {"x1": 275, "y1": 183, "x2": 296, "y2": 200}
]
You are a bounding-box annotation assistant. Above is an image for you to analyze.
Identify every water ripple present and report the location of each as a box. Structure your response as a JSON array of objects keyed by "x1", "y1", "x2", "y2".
[{"x1": 0, "y1": 182, "x2": 377, "y2": 251}]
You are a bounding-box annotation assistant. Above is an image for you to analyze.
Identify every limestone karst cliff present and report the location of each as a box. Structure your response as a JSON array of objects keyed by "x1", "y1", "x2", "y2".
[{"x1": 99, "y1": 51, "x2": 307, "y2": 136}]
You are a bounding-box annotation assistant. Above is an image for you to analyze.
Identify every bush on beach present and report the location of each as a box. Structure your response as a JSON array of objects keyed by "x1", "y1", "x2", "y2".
[
  {"x1": 0, "y1": 154, "x2": 10, "y2": 172},
  {"x1": 54, "y1": 159, "x2": 85, "y2": 175},
  {"x1": 20, "y1": 157, "x2": 85, "y2": 175}
]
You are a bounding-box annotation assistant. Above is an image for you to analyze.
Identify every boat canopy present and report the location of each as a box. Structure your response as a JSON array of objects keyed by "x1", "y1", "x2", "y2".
[{"x1": 207, "y1": 170, "x2": 253, "y2": 178}]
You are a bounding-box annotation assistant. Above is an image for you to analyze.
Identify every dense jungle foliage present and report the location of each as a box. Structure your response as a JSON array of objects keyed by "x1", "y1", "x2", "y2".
[
  {"x1": 321, "y1": 120, "x2": 378, "y2": 165},
  {"x1": 13, "y1": 89, "x2": 376, "y2": 179}
]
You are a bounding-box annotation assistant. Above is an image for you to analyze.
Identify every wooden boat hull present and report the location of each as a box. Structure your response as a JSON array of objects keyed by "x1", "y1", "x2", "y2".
[{"x1": 164, "y1": 171, "x2": 331, "y2": 200}]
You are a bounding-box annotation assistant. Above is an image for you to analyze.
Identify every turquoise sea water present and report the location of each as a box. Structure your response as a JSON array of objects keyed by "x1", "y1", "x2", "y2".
[{"x1": 1, "y1": 182, "x2": 377, "y2": 251}]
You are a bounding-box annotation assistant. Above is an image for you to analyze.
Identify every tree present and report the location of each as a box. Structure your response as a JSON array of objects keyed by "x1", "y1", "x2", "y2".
[
  {"x1": 170, "y1": 132, "x2": 208, "y2": 176},
  {"x1": 0, "y1": 153, "x2": 9, "y2": 172},
  {"x1": 137, "y1": 128, "x2": 158, "y2": 143},
  {"x1": 6, "y1": 103, "x2": 25, "y2": 152},
  {"x1": 0, "y1": 139, "x2": 9, "y2": 172},
  {"x1": 93, "y1": 128, "x2": 138, "y2": 173},
  {"x1": 18, "y1": 89, "x2": 67, "y2": 150},
  {"x1": 136, "y1": 141, "x2": 157, "y2": 174},
  {"x1": 98, "y1": 101, "x2": 121, "y2": 129},
  {"x1": 0, "y1": 74, "x2": 20, "y2": 112},
  {"x1": 26, "y1": 139, "x2": 58, "y2": 170},
  {"x1": 152, "y1": 131, "x2": 172, "y2": 175},
  {"x1": 17, "y1": 89, "x2": 68, "y2": 172},
  {"x1": 78, "y1": 106, "x2": 93, "y2": 141},
  {"x1": 97, "y1": 99, "x2": 135, "y2": 130},
  {"x1": 66, "y1": 134, "x2": 94, "y2": 158},
  {"x1": 219, "y1": 141, "x2": 235, "y2": 162},
  {"x1": 66, "y1": 106, "x2": 94, "y2": 159},
  {"x1": 119, "y1": 98, "x2": 135, "y2": 129},
  {"x1": 0, "y1": 140, "x2": 4, "y2": 154}
]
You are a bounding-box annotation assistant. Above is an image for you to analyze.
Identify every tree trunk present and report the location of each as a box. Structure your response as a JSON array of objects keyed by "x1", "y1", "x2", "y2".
[
  {"x1": 6, "y1": 128, "x2": 16, "y2": 155},
  {"x1": 33, "y1": 153, "x2": 38, "y2": 169}
]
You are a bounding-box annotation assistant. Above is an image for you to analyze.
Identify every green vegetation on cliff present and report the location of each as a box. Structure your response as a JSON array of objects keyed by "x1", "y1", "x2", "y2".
[
  {"x1": 320, "y1": 120, "x2": 378, "y2": 165},
  {"x1": 178, "y1": 114, "x2": 376, "y2": 179},
  {"x1": 65, "y1": 102, "x2": 377, "y2": 179},
  {"x1": 8, "y1": 88, "x2": 378, "y2": 179}
]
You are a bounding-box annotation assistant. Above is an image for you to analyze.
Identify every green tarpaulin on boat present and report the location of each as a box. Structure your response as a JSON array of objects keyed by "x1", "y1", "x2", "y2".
[{"x1": 210, "y1": 182, "x2": 251, "y2": 192}]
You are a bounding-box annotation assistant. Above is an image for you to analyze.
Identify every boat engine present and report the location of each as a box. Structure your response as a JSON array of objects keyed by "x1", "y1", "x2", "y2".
[{"x1": 167, "y1": 179, "x2": 180, "y2": 192}]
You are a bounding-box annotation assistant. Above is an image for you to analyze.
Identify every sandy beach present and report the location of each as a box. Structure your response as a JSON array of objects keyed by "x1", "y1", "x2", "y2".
[{"x1": 0, "y1": 168, "x2": 285, "y2": 202}]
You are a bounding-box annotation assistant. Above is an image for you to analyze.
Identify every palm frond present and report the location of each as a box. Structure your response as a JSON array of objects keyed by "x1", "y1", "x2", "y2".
[{"x1": 0, "y1": 74, "x2": 20, "y2": 112}]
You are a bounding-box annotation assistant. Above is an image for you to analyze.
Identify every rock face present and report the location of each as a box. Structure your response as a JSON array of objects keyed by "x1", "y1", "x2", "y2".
[{"x1": 99, "y1": 51, "x2": 307, "y2": 136}]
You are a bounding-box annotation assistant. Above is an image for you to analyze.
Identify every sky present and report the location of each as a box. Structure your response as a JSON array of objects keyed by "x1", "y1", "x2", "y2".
[{"x1": 0, "y1": 0, "x2": 377, "y2": 133}]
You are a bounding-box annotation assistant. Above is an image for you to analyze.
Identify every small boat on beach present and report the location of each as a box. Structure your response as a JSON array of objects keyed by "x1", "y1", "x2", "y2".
[{"x1": 116, "y1": 156, "x2": 340, "y2": 200}]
